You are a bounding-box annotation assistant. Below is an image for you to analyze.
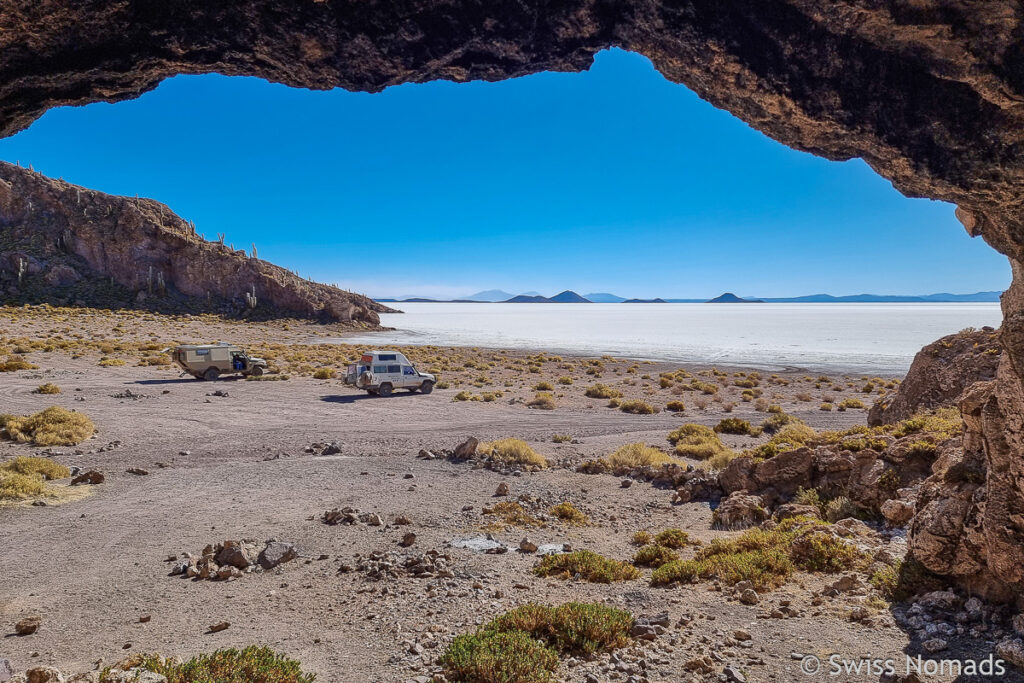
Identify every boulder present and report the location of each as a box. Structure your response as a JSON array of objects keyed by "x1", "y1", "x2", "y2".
[
  {"x1": 25, "y1": 669, "x2": 63, "y2": 683},
  {"x1": 14, "y1": 615, "x2": 40, "y2": 636},
  {"x1": 70, "y1": 470, "x2": 103, "y2": 485},
  {"x1": 712, "y1": 491, "x2": 768, "y2": 530},
  {"x1": 773, "y1": 503, "x2": 821, "y2": 521},
  {"x1": 257, "y1": 541, "x2": 297, "y2": 569},
  {"x1": 215, "y1": 540, "x2": 257, "y2": 569},
  {"x1": 997, "y1": 639, "x2": 1024, "y2": 669},
  {"x1": 881, "y1": 499, "x2": 915, "y2": 527},
  {"x1": 868, "y1": 328, "x2": 999, "y2": 426},
  {"x1": 453, "y1": 437, "x2": 478, "y2": 460}
]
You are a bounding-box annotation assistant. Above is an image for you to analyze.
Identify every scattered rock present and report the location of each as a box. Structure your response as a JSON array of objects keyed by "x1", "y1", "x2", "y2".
[
  {"x1": 70, "y1": 470, "x2": 103, "y2": 485},
  {"x1": 125, "y1": 468, "x2": 148, "y2": 476},
  {"x1": 713, "y1": 491, "x2": 768, "y2": 530},
  {"x1": 921, "y1": 638, "x2": 948, "y2": 653},
  {"x1": 207, "y1": 621, "x2": 230, "y2": 633},
  {"x1": 258, "y1": 541, "x2": 298, "y2": 569},
  {"x1": 453, "y1": 437, "x2": 478, "y2": 460},
  {"x1": 739, "y1": 589, "x2": 759, "y2": 605},
  {"x1": 519, "y1": 538, "x2": 538, "y2": 553},
  {"x1": 494, "y1": 482, "x2": 509, "y2": 496},
  {"x1": 393, "y1": 515, "x2": 412, "y2": 525},
  {"x1": 15, "y1": 615, "x2": 41, "y2": 636},
  {"x1": 400, "y1": 532, "x2": 417, "y2": 547},
  {"x1": 321, "y1": 442, "x2": 342, "y2": 456},
  {"x1": 997, "y1": 639, "x2": 1024, "y2": 669}
]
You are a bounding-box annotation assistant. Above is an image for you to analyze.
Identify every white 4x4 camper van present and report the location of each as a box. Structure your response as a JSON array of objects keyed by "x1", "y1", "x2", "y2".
[{"x1": 344, "y1": 350, "x2": 435, "y2": 396}]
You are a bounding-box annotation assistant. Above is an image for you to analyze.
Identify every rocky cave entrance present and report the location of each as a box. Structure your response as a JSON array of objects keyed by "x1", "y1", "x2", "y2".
[{"x1": 2, "y1": 0, "x2": 1023, "y2": 600}]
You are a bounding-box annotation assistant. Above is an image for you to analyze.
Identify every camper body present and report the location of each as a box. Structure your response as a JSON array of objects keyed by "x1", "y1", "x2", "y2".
[
  {"x1": 172, "y1": 343, "x2": 268, "y2": 380},
  {"x1": 344, "y1": 350, "x2": 435, "y2": 396}
]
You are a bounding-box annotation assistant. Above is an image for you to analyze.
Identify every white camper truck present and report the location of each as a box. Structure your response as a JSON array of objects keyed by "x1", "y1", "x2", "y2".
[{"x1": 344, "y1": 350, "x2": 435, "y2": 396}]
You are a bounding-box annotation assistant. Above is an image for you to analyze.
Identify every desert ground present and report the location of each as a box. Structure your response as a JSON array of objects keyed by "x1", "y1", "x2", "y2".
[{"x1": 0, "y1": 307, "x2": 1015, "y2": 682}]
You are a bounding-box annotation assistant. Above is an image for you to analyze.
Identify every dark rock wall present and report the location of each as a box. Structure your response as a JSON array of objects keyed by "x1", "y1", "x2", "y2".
[{"x1": 0, "y1": 162, "x2": 389, "y2": 323}]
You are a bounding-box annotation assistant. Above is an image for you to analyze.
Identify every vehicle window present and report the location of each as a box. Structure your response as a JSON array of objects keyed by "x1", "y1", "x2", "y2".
[
  {"x1": 387, "y1": 364, "x2": 401, "y2": 374},
  {"x1": 373, "y1": 365, "x2": 387, "y2": 374},
  {"x1": 195, "y1": 348, "x2": 209, "y2": 356},
  {"x1": 378, "y1": 354, "x2": 397, "y2": 361},
  {"x1": 402, "y1": 366, "x2": 416, "y2": 375}
]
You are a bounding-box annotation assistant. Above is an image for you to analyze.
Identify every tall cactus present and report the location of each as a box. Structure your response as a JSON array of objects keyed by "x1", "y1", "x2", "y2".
[
  {"x1": 245, "y1": 284, "x2": 257, "y2": 309},
  {"x1": 17, "y1": 257, "x2": 26, "y2": 284}
]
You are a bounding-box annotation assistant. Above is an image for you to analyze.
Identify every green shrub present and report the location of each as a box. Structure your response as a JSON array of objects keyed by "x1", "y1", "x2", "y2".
[
  {"x1": 549, "y1": 502, "x2": 588, "y2": 525},
  {"x1": 136, "y1": 646, "x2": 315, "y2": 683},
  {"x1": 312, "y1": 368, "x2": 335, "y2": 379},
  {"x1": 453, "y1": 391, "x2": 472, "y2": 401},
  {"x1": 442, "y1": 629, "x2": 558, "y2": 682},
  {"x1": 650, "y1": 519, "x2": 866, "y2": 591},
  {"x1": 665, "y1": 400, "x2": 686, "y2": 412},
  {"x1": 714, "y1": 418, "x2": 754, "y2": 435},
  {"x1": 633, "y1": 544, "x2": 678, "y2": 568},
  {"x1": 534, "y1": 381, "x2": 554, "y2": 391},
  {"x1": 760, "y1": 412, "x2": 800, "y2": 434},
  {"x1": 838, "y1": 398, "x2": 865, "y2": 409},
  {"x1": 557, "y1": 376, "x2": 573, "y2": 385},
  {"x1": 654, "y1": 528, "x2": 690, "y2": 549},
  {"x1": 631, "y1": 531, "x2": 652, "y2": 546},
  {"x1": 534, "y1": 550, "x2": 641, "y2": 583}
]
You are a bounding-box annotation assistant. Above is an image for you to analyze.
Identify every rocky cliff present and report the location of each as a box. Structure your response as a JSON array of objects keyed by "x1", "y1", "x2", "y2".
[
  {"x1": 0, "y1": 162, "x2": 391, "y2": 323},
  {"x1": 869, "y1": 327, "x2": 1002, "y2": 426}
]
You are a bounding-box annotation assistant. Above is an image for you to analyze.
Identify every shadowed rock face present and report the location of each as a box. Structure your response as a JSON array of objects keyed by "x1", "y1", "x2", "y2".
[
  {"x1": 4, "y1": 0, "x2": 1024, "y2": 596},
  {"x1": 0, "y1": 162, "x2": 389, "y2": 323}
]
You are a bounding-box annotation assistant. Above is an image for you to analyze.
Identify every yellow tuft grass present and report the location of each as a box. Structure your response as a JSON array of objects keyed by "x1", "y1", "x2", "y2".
[
  {"x1": 0, "y1": 406, "x2": 95, "y2": 446},
  {"x1": 602, "y1": 443, "x2": 680, "y2": 469},
  {"x1": 477, "y1": 439, "x2": 548, "y2": 468}
]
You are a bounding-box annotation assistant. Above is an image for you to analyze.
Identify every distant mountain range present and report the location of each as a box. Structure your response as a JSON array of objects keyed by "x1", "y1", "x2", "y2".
[{"x1": 374, "y1": 290, "x2": 1002, "y2": 304}]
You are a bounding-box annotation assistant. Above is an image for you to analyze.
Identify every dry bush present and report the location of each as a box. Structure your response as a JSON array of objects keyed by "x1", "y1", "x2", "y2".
[
  {"x1": 33, "y1": 382, "x2": 61, "y2": 394},
  {"x1": 528, "y1": 392, "x2": 557, "y2": 410},
  {"x1": 477, "y1": 439, "x2": 548, "y2": 468},
  {"x1": 602, "y1": 443, "x2": 679, "y2": 469},
  {"x1": 0, "y1": 407, "x2": 95, "y2": 446}
]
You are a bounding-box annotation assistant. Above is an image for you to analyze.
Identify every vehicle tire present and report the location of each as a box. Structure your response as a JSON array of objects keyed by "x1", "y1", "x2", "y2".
[
  {"x1": 203, "y1": 367, "x2": 220, "y2": 381},
  {"x1": 419, "y1": 380, "x2": 434, "y2": 394},
  {"x1": 378, "y1": 383, "x2": 393, "y2": 397},
  {"x1": 249, "y1": 366, "x2": 264, "y2": 377}
]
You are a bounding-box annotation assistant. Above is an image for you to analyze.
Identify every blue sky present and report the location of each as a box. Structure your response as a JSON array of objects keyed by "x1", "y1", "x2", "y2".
[{"x1": 0, "y1": 49, "x2": 1008, "y2": 299}]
